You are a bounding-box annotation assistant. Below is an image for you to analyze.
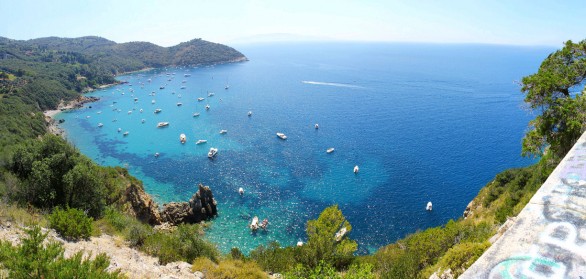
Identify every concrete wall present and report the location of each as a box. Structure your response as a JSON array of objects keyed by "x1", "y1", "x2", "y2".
[{"x1": 461, "y1": 132, "x2": 586, "y2": 279}]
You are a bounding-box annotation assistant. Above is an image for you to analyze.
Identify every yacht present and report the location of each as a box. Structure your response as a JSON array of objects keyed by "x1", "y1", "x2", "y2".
[
  {"x1": 141, "y1": 119, "x2": 145, "y2": 123},
  {"x1": 205, "y1": 104, "x2": 210, "y2": 110},
  {"x1": 196, "y1": 139, "x2": 207, "y2": 145},
  {"x1": 219, "y1": 130, "x2": 228, "y2": 134},
  {"x1": 208, "y1": 147, "x2": 218, "y2": 158},
  {"x1": 160, "y1": 86, "x2": 165, "y2": 89},
  {"x1": 353, "y1": 165, "x2": 359, "y2": 174},
  {"x1": 238, "y1": 187, "x2": 244, "y2": 195},
  {"x1": 157, "y1": 122, "x2": 169, "y2": 128},
  {"x1": 250, "y1": 216, "x2": 259, "y2": 230},
  {"x1": 193, "y1": 113, "x2": 200, "y2": 117},
  {"x1": 248, "y1": 111, "x2": 253, "y2": 117},
  {"x1": 326, "y1": 148, "x2": 335, "y2": 153},
  {"x1": 152, "y1": 100, "x2": 156, "y2": 104},
  {"x1": 176, "y1": 102, "x2": 183, "y2": 106},
  {"x1": 197, "y1": 97, "x2": 205, "y2": 101},
  {"x1": 315, "y1": 123, "x2": 319, "y2": 129},
  {"x1": 276, "y1": 133, "x2": 287, "y2": 140},
  {"x1": 98, "y1": 123, "x2": 103, "y2": 127},
  {"x1": 180, "y1": 133, "x2": 187, "y2": 144},
  {"x1": 225, "y1": 84, "x2": 229, "y2": 90},
  {"x1": 117, "y1": 128, "x2": 122, "y2": 133},
  {"x1": 208, "y1": 92, "x2": 214, "y2": 97},
  {"x1": 134, "y1": 98, "x2": 138, "y2": 101},
  {"x1": 180, "y1": 86, "x2": 186, "y2": 89},
  {"x1": 184, "y1": 73, "x2": 191, "y2": 77},
  {"x1": 426, "y1": 202, "x2": 433, "y2": 211},
  {"x1": 154, "y1": 108, "x2": 162, "y2": 113},
  {"x1": 139, "y1": 109, "x2": 143, "y2": 113},
  {"x1": 123, "y1": 131, "x2": 129, "y2": 136}
]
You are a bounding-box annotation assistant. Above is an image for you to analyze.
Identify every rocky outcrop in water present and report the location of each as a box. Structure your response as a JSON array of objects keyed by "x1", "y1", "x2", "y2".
[
  {"x1": 123, "y1": 183, "x2": 217, "y2": 226},
  {"x1": 161, "y1": 184, "x2": 218, "y2": 224}
]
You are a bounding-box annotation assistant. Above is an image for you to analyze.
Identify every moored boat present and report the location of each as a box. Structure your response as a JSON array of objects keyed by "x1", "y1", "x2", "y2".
[
  {"x1": 353, "y1": 165, "x2": 359, "y2": 174},
  {"x1": 154, "y1": 108, "x2": 162, "y2": 113},
  {"x1": 98, "y1": 123, "x2": 103, "y2": 127},
  {"x1": 219, "y1": 130, "x2": 228, "y2": 134},
  {"x1": 196, "y1": 139, "x2": 207, "y2": 145},
  {"x1": 276, "y1": 133, "x2": 287, "y2": 140},
  {"x1": 180, "y1": 133, "x2": 187, "y2": 143},
  {"x1": 208, "y1": 147, "x2": 218, "y2": 158},
  {"x1": 157, "y1": 122, "x2": 169, "y2": 128},
  {"x1": 326, "y1": 148, "x2": 335, "y2": 153}
]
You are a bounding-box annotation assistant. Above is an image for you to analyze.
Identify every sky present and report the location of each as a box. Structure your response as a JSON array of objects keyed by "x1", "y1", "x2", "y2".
[{"x1": 0, "y1": 0, "x2": 584, "y2": 47}]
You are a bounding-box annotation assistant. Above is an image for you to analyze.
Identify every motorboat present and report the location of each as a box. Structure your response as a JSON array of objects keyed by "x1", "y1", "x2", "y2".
[
  {"x1": 238, "y1": 187, "x2": 244, "y2": 195},
  {"x1": 98, "y1": 123, "x2": 103, "y2": 127},
  {"x1": 225, "y1": 84, "x2": 229, "y2": 90},
  {"x1": 426, "y1": 202, "x2": 433, "y2": 211},
  {"x1": 208, "y1": 147, "x2": 218, "y2": 158},
  {"x1": 196, "y1": 139, "x2": 207, "y2": 145},
  {"x1": 193, "y1": 113, "x2": 200, "y2": 117},
  {"x1": 123, "y1": 131, "x2": 129, "y2": 136},
  {"x1": 139, "y1": 109, "x2": 143, "y2": 113},
  {"x1": 276, "y1": 133, "x2": 287, "y2": 140},
  {"x1": 335, "y1": 227, "x2": 347, "y2": 241},
  {"x1": 315, "y1": 123, "x2": 319, "y2": 129},
  {"x1": 326, "y1": 148, "x2": 335, "y2": 153},
  {"x1": 154, "y1": 152, "x2": 160, "y2": 158},
  {"x1": 208, "y1": 92, "x2": 214, "y2": 97},
  {"x1": 219, "y1": 130, "x2": 228, "y2": 134},
  {"x1": 250, "y1": 216, "x2": 259, "y2": 230},
  {"x1": 248, "y1": 111, "x2": 252, "y2": 117},
  {"x1": 159, "y1": 86, "x2": 165, "y2": 89},
  {"x1": 176, "y1": 102, "x2": 183, "y2": 106},
  {"x1": 141, "y1": 119, "x2": 145, "y2": 123},
  {"x1": 184, "y1": 74, "x2": 191, "y2": 77},
  {"x1": 154, "y1": 109, "x2": 162, "y2": 113},
  {"x1": 117, "y1": 128, "x2": 122, "y2": 133},
  {"x1": 157, "y1": 122, "x2": 169, "y2": 128},
  {"x1": 354, "y1": 165, "x2": 359, "y2": 174},
  {"x1": 134, "y1": 98, "x2": 138, "y2": 101},
  {"x1": 180, "y1": 86, "x2": 186, "y2": 89},
  {"x1": 152, "y1": 100, "x2": 156, "y2": 104},
  {"x1": 197, "y1": 97, "x2": 205, "y2": 101},
  {"x1": 180, "y1": 133, "x2": 187, "y2": 144},
  {"x1": 205, "y1": 104, "x2": 210, "y2": 110}
]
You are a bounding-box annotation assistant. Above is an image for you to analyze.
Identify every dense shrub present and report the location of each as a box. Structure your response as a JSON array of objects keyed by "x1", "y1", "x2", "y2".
[
  {"x1": 49, "y1": 207, "x2": 92, "y2": 241},
  {"x1": 0, "y1": 226, "x2": 120, "y2": 278}
]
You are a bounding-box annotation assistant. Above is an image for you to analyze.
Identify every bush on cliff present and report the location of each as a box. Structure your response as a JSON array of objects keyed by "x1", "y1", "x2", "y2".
[
  {"x1": 0, "y1": 226, "x2": 120, "y2": 278},
  {"x1": 49, "y1": 207, "x2": 93, "y2": 241}
]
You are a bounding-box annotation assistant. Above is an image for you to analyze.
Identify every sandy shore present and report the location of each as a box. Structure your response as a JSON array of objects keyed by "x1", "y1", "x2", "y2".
[{"x1": 43, "y1": 96, "x2": 100, "y2": 136}]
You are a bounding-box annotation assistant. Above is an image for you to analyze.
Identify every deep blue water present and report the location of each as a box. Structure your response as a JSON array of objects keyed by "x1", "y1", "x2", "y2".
[{"x1": 56, "y1": 42, "x2": 552, "y2": 253}]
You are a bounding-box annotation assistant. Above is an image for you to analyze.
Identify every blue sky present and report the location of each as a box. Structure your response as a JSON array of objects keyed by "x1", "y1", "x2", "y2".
[{"x1": 0, "y1": 0, "x2": 584, "y2": 47}]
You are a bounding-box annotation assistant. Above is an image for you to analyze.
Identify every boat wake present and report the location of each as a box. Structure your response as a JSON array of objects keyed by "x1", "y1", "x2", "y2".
[{"x1": 301, "y1": 81, "x2": 363, "y2": 89}]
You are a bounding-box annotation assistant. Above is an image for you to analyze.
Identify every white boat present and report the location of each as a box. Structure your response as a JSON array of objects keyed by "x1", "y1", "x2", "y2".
[
  {"x1": 326, "y1": 148, "x2": 335, "y2": 153},
  {"x1": 154, "y1": 109, "x2": 162, "y2": 113},
  {"x1": 238, "y1": 187, "x2": 244, "y2": 195},
  {"x1": 208, "y1": 147, "x2": 218, "y2": 158},
  {"x1": 97, "y1": 111, "x2": 102, "y2": 114},
  {"x1": 152, "y1": 100, "x2": 156, "y2": 104},
  {"x1": 127, "y1": 111, "x2": 132, "y2": 115},
  {"x1": 426, "y1": 202, "x2": 433, "y2": 211},
  {"x1": 208, "y1": 92, "x2": 214, "y2": 97},
  {"x1": 98, "y1": 123, "x2": 103, "y2": 127},
  {"x1": 141, "y1": 119, "x2": 145, "y2": 123},
  {"x1": 353, "y1": 165, "x2": 359, "y2": 174},
  {"x1": 176, "y1": 102, "x2": 183, "y2": 106},
  {"x1": 139, "y1": 109, "x2": 143, "y2": 113},
  {"x1": 134, "y1": 98, "x2": 138, "y2": 101},
  {"x1": 219, "y1": 130, "x2": 228, "y2": 134},
  {"x1": 180, "y1": 133, "x2": 187, "y2": 144},
  {"x1": 117, "y1": 128, "x2": 122, "y2": 132},
  {"x1": 157, "y1": 122, "x2": 169, "y2": 128},
  {"x1": 260, "y1": 219, "x2": 269, "y2": 230},
  {"x1": 205, "y1": 104, "x2": 210, "y2": 110},
  {"x1": 315, "y1": 123, "x2": 319, "y2": 129},
  {"x1": 248, "y1": 111, "x2": 252, "y2": 117},
  {"x1": 225, "y1": 84, "x2": 229, "y2": 90},
  {"x1": 154, "y1": 152, "x2": 160, "y2": 157},
  {"x1": 335, "y1": 227, "x2": 347, "y2": 241},
  {"x1": 193, "y1": 113, "x2": 200, "y2": 117},
  {"x1": 196, "y1": 139, "x2": 207, "y2": 145},
  {"x1": 276, "y1": 133, "x2": 287, "y2": 140},
  {"x1": 250, "y1": 216, "x2": 259, "y2": 230},
  {"x1": 160, "y1": 86, "x2": 165, "y2": 89},
  {"x1": 123, "y1": 131, "x2": 129, "y2": 136},
  {"x1": 197, "y1": 97, "x2": 205, "y2": 101}
]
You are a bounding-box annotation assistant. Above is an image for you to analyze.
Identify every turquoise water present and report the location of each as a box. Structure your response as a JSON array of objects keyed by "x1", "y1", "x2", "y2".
[{"x1": 57, "y1": 42, "x2": 552, "y2": 254}]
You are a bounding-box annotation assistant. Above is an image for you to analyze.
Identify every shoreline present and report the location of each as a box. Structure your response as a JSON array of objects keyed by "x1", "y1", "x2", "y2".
[{"x1": 43, "y1": 95, "x2": 100, "y2": 136}]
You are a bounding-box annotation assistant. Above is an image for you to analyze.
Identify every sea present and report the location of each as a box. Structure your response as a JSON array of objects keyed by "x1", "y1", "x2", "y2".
[{"x1": 55, "y1": 42, "x2": 553, "y2": 254}]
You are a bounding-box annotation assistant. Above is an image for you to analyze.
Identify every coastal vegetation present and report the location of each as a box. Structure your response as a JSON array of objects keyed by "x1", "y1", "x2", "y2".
[{"x1": 0, "y1": 36, "x2": 584, "y2": 278}]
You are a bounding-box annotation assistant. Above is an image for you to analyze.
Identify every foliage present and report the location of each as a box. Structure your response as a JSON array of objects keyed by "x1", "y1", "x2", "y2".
[
  {"x1": 0, "y1": 226, "x2": 121, "y2": 278},
  {"x1": 191, "y1": 257, "x2": 267, "y2": 279},
  {"x1": 8, "y1": 135, "x2": 128, "y2": 218},
  {"x1": 49, "y1": 207, "x2": 93, "y2": 241},
  {"x1": 249, "y1": 241, "x2": 298, "y2": 273},
  {"x1": 302, "y1": 205, "x2": 357, "y2": 269},
  {"x1": 521, "y1": 39, "x2": 586, "y2": 158},
  {"x1": 422, "y1": 241, "x2": 490, "y2": 278}
]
